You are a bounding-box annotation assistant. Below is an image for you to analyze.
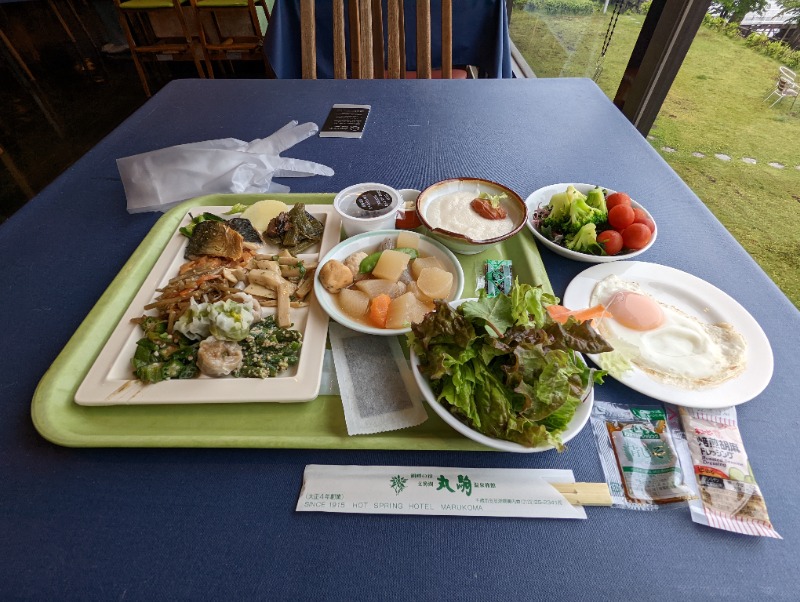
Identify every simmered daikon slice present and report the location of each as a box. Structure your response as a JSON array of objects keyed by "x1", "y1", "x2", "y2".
[
  {"x1": 385, "y1": 292, "x2": 431, "y2": 329},
  {"x1": 354, "y1": 279, "x2": 407, "y2": 299},
  {"x1": 407, "y1": 282, "x2": 433, "y2": 304},
  {"x1": 338, "y1": 288, "x2": 370, "y2": 319},
  {"x1": 410, "y1": 256, "x2": 444, "y2": 279},
  {"x1": 372, "y1": 249, "x2": 411, "y2": 282},
  {"x1": 396, "y1": 231, "x2": 420, "y2": 250},
  {"x1": 416, "y1": 267, "x2": 453, "y2": 300}
]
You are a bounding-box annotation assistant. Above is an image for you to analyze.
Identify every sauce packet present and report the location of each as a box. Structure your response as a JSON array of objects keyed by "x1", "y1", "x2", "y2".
[
  {"x1": 591, "y1": 401, "x2": 695, "y2": 510},
  {"x1": 666, "y1": 405, "x2": 781, "y2": 538},
  {"x1": 476, "y1": 260, "x2": 513, "y2": 297}
]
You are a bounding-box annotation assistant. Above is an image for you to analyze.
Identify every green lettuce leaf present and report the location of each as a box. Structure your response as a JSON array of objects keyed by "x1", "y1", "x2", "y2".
[{"x1": 461, "y1": 292, "x2": 513, "y2": 336}]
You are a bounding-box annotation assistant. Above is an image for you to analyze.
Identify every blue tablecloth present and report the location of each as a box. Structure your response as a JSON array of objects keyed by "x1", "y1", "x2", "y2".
[
  {"x1": 2, "y1": 79, "x2": 798, "y2": 600},
  {"x1": 264, "y1": 0, "x2": 512, "y2": 78}
]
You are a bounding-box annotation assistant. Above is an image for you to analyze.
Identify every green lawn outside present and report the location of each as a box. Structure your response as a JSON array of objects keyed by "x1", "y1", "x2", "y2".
[{"x1": 510, "y1": 9, "x2": 800, "y2": 308}]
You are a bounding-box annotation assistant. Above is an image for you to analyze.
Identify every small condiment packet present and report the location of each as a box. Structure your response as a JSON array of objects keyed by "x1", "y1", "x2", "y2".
[
  {"x1": 296, "y1": 465, "x2": 587, "y2": 519},
  {"x1": 590, "y1": 401, "x2": 694, "y2": 510},
  {"x1": 328, "y1": 323, "x2": 427, "y2": 435},
  {"x1": 666, "y1": 405, "x2": 781, "y2": 538}
]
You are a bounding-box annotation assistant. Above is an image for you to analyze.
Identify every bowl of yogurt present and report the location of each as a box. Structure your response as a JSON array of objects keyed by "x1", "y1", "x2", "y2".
[{"x1": 416, "y1": 178, "x2": 527, "y2": 255}]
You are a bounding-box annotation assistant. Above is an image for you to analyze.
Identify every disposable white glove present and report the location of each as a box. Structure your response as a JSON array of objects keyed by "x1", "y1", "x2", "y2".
[{"x1": 118, "y1": 121, "x2": 334, "y2": 213}]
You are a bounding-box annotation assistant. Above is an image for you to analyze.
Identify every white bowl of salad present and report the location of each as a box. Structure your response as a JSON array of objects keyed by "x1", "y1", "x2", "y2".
[
  {"x1": 408, "y1": 289, "x2": 608, "y2": 453},
  {"x1": 526, "y1": 183, "x2": 657, "y2": 263}
]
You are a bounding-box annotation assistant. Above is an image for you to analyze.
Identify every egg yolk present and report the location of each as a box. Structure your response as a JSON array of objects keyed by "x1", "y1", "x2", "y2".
[{"x1": 606, "y1": 291, "x2": 665, "y2": 331}]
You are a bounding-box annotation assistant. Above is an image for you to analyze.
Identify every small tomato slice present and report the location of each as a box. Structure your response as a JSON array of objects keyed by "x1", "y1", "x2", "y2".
[
  {"x1": 597, "y1": 230, "x2": 623, "y2": 255},
  {"x1": 608, "y1": 205, "x2": 635, "y2": 230},
  {"x1": 606, "y1": 192, "x2": 632, "y2": 210},
  {"x1": 622, "y1": 223, "x2": 652, "y2": 250}
]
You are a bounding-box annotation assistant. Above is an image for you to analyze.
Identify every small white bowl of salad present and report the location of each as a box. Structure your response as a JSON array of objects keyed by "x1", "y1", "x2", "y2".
[{"x1": 526, "y1": 183, "x2": 657, "y2": 263}]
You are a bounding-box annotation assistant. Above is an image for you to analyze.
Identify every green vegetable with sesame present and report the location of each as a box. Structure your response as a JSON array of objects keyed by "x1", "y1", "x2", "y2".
[{"x1": 233, "y1": 316, "x2": 303, "y2": 378}]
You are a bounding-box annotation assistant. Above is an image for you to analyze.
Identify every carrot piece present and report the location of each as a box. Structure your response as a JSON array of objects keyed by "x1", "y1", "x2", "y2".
[
  {"x1": 368, "y1": 294, "x2": 392, "y2": 328},
  {"x1": 547, "y1": 304, "x2": 607, "y2": 325}
]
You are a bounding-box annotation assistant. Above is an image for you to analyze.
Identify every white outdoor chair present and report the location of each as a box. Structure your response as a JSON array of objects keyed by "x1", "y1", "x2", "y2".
[
  {"x1": 779, "y1": 65, "x2": 796, "y2": 81},
  {"x1": 765, "y1": 76, "x2": 799, "y2": 108}
]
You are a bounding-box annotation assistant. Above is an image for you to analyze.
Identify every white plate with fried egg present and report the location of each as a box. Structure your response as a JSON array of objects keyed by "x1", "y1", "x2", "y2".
[{"x1": 563, "y1": 261, "x2": 773, "y2": 408}]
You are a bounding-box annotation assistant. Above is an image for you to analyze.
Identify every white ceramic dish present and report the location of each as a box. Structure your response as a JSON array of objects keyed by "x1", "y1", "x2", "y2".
[
  {"x1": 563, "y1": 261, "x2": 773, "y2": 407},
  {"x1": 75, "y1": 204, "x2": 342, "y2": 405},
  {"x1": 314, "y1": 229, "x2": 465, "y2": 336},
  {"x1": 416, "y1": 178, "x2": 527, "y2": 255},
  {"x1": 409, "y1": 299, "x2": 594, "y2": 453},
  {"x1": 333, "y1": 182, "x2": 402, "y2": 237},
  {"x1": 525, "y1": 182, "x2": 657, "y2": 263}
]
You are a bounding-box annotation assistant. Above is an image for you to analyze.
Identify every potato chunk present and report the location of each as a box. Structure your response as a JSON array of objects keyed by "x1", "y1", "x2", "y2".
[
  {"x1": 372, "y1": 249, "x2": 411, "y2": 282},
  {"x1": 338, "y1": 288, "x2": 370, "y2": 319},
  {"x1": 416, "y1": 267, "x2": 454, "y2": 300},
  {"x1": 385, "y1": 292, "x2": 432, "y2": 329},
  {"x1": 410, "y1": 256, "x2": 444, "y2": 279}
]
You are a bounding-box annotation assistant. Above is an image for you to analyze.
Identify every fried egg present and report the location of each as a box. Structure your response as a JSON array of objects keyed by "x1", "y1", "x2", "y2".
[{"x1": 590, "y1": 275, "x2": 747, "y2": 389}]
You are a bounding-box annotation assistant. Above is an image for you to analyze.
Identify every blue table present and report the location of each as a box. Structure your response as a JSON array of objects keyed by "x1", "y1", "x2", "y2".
[
  {"x1": 264, "y1": 0, "x2": 513, "y2": 78},
  {"x1": 2, "y1": 78, "x2": 798, "y2": 600}
]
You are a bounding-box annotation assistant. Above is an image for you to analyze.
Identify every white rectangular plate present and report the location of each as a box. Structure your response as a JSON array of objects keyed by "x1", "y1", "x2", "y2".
[{"x1": 75, "y1": 205, "x2": 342, "y2": 406}]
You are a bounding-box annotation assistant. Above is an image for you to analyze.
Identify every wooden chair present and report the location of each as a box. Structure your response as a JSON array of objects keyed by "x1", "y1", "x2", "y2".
[
  {"x1": 300, "y1": 0, "x2": 466, "y2": 80},
  {"x1": 189, "y1": 0, "x2": 271, "y2": 78},
  {"x1": 114, "y1": 0, "x2": 206, "y2": 97}
]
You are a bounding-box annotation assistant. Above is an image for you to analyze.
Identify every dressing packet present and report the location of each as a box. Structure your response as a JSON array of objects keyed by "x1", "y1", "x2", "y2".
[
  {"x1": 591, "y1": 401, "x2": 694, "y2": 510},
  {"x1": 667, "y1": 405, "x2": 781, "y2": 538}
]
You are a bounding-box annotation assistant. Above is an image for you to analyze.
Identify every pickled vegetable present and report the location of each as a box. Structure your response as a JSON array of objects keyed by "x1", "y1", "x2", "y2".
[{"x1": 241, "y1": 200, "x2": 288, "y2": 232}]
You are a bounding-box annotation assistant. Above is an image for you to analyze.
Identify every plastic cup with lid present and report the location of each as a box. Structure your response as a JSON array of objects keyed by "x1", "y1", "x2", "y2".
[{"x1": 333, "y1": 183, "x2": 402, "y2": 237}]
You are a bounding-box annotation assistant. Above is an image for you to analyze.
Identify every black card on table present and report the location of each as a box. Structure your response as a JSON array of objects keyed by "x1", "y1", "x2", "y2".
[{"x1": 319, "y1": 104, "x2": 371, "y2": 138}]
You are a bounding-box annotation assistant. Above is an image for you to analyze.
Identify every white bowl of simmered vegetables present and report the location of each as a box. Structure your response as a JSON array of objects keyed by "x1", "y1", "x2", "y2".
[
  {"x1": 315, "y1": 230, "x2": 464, "y2": 336},
  {"x1": 408, "y1": 290, "x2": 609, "y2": 453},
  {"x1": 526, "y1": 183, "x2": 657, "y2": 263}
]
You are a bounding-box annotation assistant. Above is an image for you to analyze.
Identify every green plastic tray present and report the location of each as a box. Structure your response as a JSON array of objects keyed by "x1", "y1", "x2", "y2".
[{"x1": 31, "y1": 193, "x2": 553, "y2": 449}]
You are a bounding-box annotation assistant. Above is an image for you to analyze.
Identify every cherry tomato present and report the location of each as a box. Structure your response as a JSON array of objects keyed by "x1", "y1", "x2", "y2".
[
  {"x1": 632, "y1": 207, "x2": 656, "y2": 233},
  {"x1": 606, "y1": 192, "x2": 632, "y2": 210},
  {"x1": 597, "y1": 230, "x2": 623, "y2": 255},
  {"x1": 622, "y1": 223, "x2": 652, "y2": 250},
  {"x1": 608, "y1": 205, "x2": 635, "y2": 230}
]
